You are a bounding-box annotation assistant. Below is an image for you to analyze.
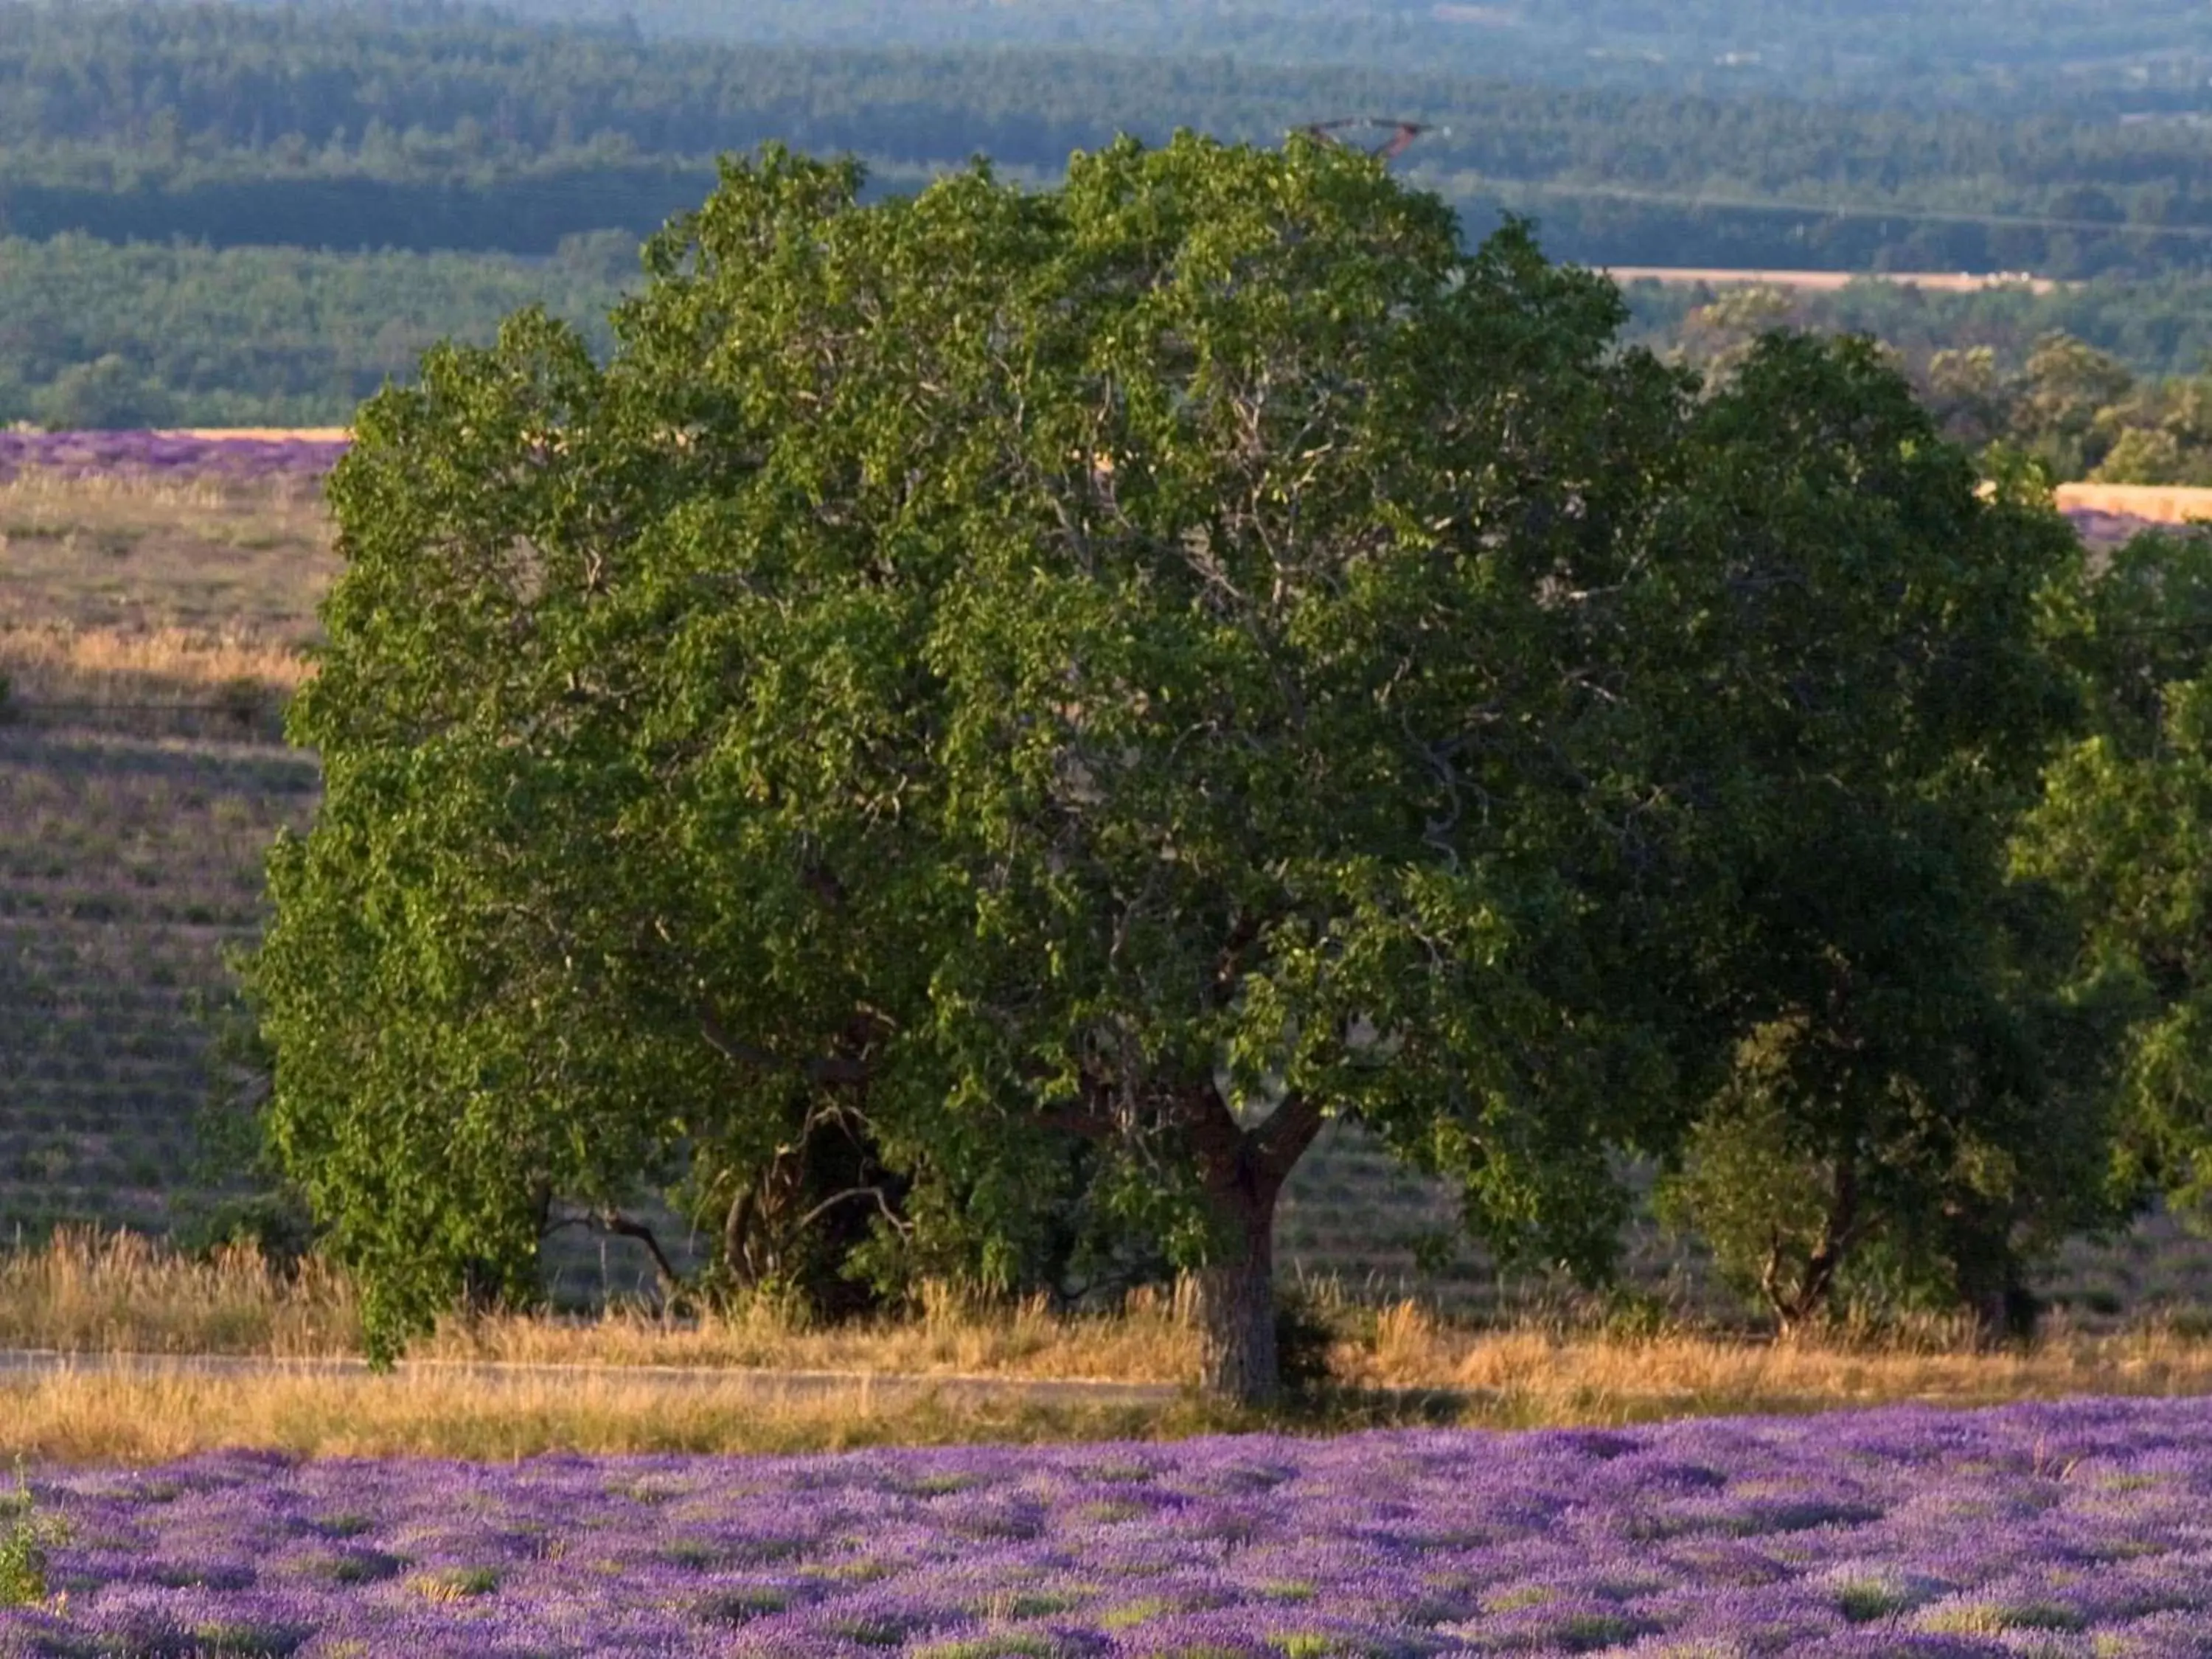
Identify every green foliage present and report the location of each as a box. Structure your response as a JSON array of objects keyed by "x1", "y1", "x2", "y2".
[
  {"x1": 177, "y1": 966, "x2": 318, "y2": 1273},
  {"x1": 2018, "y1": 529, "x2": 2212, "y2": 1224},
  {"x1": 0, "y1": 1464, "x2": 63, "y2": 1609},
  {"x1": 16, "y1": 4, "x2": 2212, "y2": 424},
  {"x1": 0, "y1": 234, "x2": 626, "y2": 428},
  {"x1": 33, "y1": 352, "x2": 174, "y2": 431},
  {"x1": 1646, "y1": 332, "x2": 2099, "y2": 1332},
  {"x1": 254, "y1": 135, "x2": 2096, "y2": 1392},
  {"x1": 370, "y1": 0, "x2": 2212, "y2": 110},
  {"x1": 173, "y1": 1194, "x2": 319, "y2": 1275},
  {"x1": 1649, "y1": 286, "x2": 2212, "y2": 486},
  {"x1": 7, "y1": 2, "x2": 2212, "y2": 276},
  {"x1": 1658, "y1": 1029, "x2": 1837, "y2": 1315}
]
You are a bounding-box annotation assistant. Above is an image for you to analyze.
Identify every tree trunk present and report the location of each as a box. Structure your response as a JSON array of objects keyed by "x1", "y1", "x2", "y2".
[
  {"x1": 1765, "y1": 1154, "x2": 1858, "y2": 1337},
  {"x1": 1192, "y1": 1169, "x2": 1283, "y2": 1407},
  {"x1": 1948, "y1": 1206, "x2": 2038, "y2": 1346},
  {"x1": 1172, "y1": 1084, "x2": 1324, "y2": 1407}
]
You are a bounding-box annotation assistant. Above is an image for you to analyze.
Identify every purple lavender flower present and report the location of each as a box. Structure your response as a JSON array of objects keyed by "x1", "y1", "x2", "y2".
[
  {"x1": 6, "y1": 1398, "x2": 2212, "y2": 1655},
  {"x1": 0, "y1": 429, "x2": 348, "y2": 484}
]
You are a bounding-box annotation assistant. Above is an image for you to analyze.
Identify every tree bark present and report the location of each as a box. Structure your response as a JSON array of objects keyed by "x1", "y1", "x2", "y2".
[
  {"x1": 1193, "y1": 1173, "x2": 1283, "y2": 1407},
  {"x1": 1766, "y1": 1153, "x2": 1858, "y2": 1335},
  {"x1": 1183, "y1": 1086, "x2": 1325, "y2": 1407}
]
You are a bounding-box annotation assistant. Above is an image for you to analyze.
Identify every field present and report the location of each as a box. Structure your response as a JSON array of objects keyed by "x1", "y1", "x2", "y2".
[
  {"x1": 5, "y1": 1397, "x2": 2212, "y2": 1654},
  {"x1": 4, "y1": 431, "x2": 2212, "y2": 1324},
  {"x1": 0, "y1": 435, "x2": 333, "y2": 1252},
  {"x1": 1604, "y1": 266, "x2": 2069, "y2": 294},
  {"x1": 2052, "y1": 484, "x2": 2212, "y2": 526}
]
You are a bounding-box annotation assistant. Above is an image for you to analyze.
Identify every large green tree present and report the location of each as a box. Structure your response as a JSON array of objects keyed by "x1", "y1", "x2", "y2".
[{"x1": 256, "y1": 134, "x2": 2085, "y2": 1401}]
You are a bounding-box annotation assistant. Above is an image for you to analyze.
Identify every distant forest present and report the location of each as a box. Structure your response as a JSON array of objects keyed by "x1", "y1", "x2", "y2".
[
  {"x1": 0, "y1": 233, "x2": 627, "y2": 428},
  {"x1": 15, "y1": 233, "x2": 2212, "y2": 439},
  {"x1": 10, "y1": 0, "x2": 2212, "y2": 428},
  {"x1": 8, "y1": 5, "x2": 2212, "y2": 274},
  {"x1": 214, "y1": 0, "x2": 2212, "y2": 113}
]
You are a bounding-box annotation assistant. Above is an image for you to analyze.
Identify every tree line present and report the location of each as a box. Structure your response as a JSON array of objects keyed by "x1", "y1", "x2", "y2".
[
  {"x1": 0, "y1": 232, "x2": 627, "y2": 428},
  {"x1": 1653, "y1": 285, "x2": 2212, "y2": 487},
  {"x1": 29, "y1": 223, "x2": 2212, "y2": 460},
  {"x1": 273, "y1": 0, "x2": 2212, "y2": 114},
  {"x1": 236, "y1": 137, "x2": 2212, "y2": 1405},
  {"x1": 10, "y1": 3, "x2": 2212, "y2": 272}
]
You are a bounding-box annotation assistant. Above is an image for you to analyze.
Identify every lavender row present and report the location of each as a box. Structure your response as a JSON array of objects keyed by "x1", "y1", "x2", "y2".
[
  {"x1": 5, "y1": 1396, "x2": 2212, "y2": 1657},
  {"x1": 0, "y1": 431, "x2": 348, "y2": 483}
]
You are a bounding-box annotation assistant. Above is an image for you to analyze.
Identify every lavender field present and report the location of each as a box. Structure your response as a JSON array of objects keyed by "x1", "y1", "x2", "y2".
[
  {"x1": 0, "y1": 431, "x2": 347, "y2": 484},
  {"x1": 3, "y1": 1399, "x2": 2211, "y2": 1656}
]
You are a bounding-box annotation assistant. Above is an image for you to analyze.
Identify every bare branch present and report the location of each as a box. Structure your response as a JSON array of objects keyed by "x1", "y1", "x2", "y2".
[
  {"x1": 792, "y1": 1184, "x2": 905, "y2": 1234},
  {"x1": 594, "y1": 1208, "x2": 686, "y2": 1295}
]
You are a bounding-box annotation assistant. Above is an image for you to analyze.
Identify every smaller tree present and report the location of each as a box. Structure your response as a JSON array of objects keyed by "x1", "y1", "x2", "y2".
[
  {"x1": 1921, "y1": 345, "x2": 2011, "y2": 450},
  {"x1": 37, "y1": 354, "x2": 175, "y2": 431},
  {"x1": 1661, "y1": 963, "x2": 2118, "y2": 1336},
  {"x1": 1650, "y1": 335, "x2": 2104, "y2": 1337},
  {"x1": 2017, "y1": 528, "x2": 2212, "y2": 1225},
  {"x1": 2013, "y1": 331, "x2": 2134, "y2": 479}
]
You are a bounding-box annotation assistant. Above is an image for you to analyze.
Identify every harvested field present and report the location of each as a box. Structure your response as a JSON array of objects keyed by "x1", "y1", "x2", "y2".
[
  {"x1": 1604, "y1": 265, "x2": 2066, "y2": 293},
  {"x1": 2054, "y1": 482, "x2": 2212, "y2": 526}
]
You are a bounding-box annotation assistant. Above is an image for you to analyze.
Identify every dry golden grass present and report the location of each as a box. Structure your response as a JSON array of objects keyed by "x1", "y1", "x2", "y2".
[
  {"x1": 0, "y1": 1230, "x2": 359, "y2": 1357},
  {"x1": 422, "y1": 1280, "x2": 1201, "y2": 1381},
  {"x1": 0, "y1": 1367, "x2": 1214, "y2": 1464},
  {"x1": 9, "y1": 1319, "x2": 2212, "y2": 1463},
  {"x1": 0, "y1": 1230, "x2": 1198, "y2": 1380},
  {"x1": 0, "y1": 622, "x2": 310, "y2": 703},
  {"x1": 8, "y1": 1231, "x2": 2212, "y2": 1465},
  {"x1": 1331, "y1": 1296, "x2": 2212, "y2": 1416}
]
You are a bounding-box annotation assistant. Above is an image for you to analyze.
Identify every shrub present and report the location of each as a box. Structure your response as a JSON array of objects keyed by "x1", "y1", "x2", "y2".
[{"x1": 0, "y1": 1463, "x2": 64, "y2": 1607}]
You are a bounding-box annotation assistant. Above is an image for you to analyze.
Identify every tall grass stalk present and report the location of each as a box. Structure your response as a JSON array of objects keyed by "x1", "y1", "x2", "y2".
[{"x1": 0, "y1": 1228, "x2": 358, "y2": 1357}]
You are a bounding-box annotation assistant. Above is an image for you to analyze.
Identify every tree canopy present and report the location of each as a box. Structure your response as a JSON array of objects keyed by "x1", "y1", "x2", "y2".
[{"x1": 254, "y1": 134, "x2": 2087, "y2": 1401}]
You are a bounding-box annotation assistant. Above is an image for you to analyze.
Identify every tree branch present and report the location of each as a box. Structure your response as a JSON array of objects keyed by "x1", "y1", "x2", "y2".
[
  {"x1": 699, "y1": 1010, "x2": 871, "y2": 1088},
  {"x1": 1040, "y1": 1104, "x2": 1119, "y2": 1143},
  {"x1": 792, "y1": 1184, "x2": 905, "y2": 1234},
  {"x1": 594, "y1": 1208, "x2": 685, "y2": 1295},
  {"x1": 1252, "y1": 1091, "x2": 1327, "y2": 1186}
]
